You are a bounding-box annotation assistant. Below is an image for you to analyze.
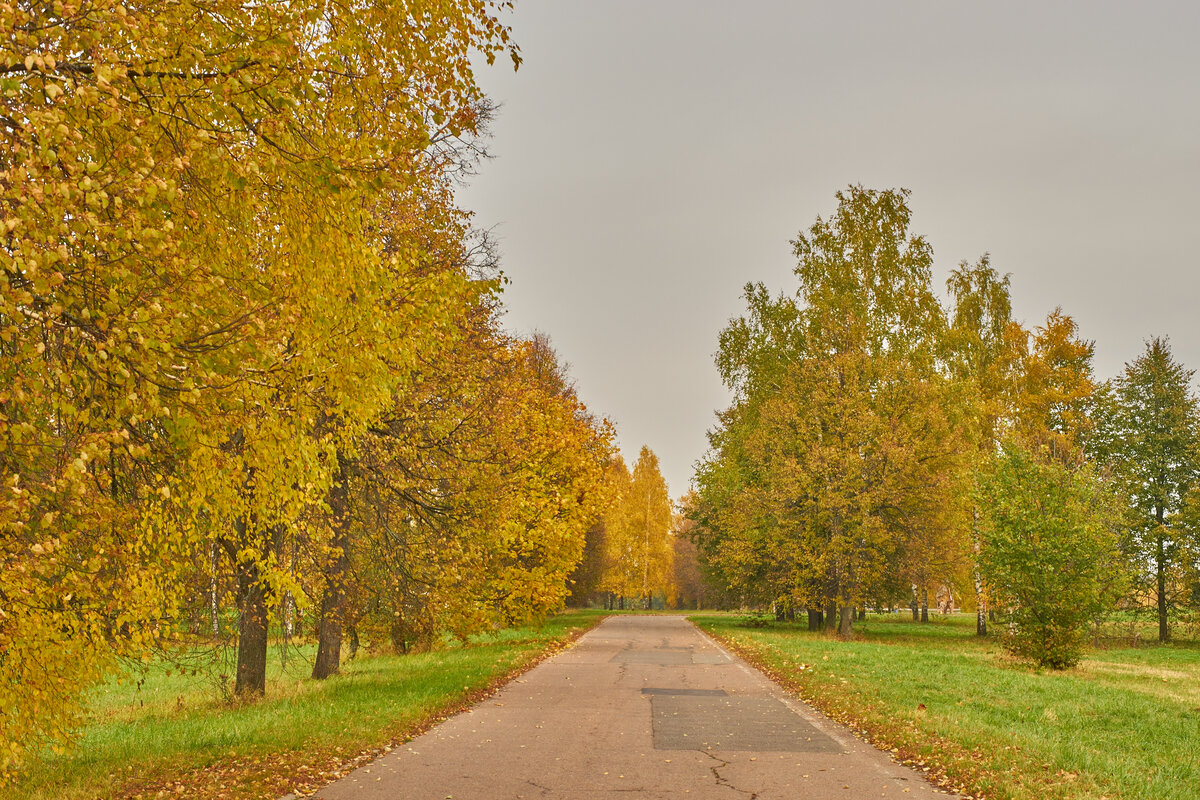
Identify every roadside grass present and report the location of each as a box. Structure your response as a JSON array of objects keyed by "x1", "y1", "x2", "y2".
[
  {"x1": 15, "y1": 610, "x2": 606, "y2": 800},
  {"x1": 692, "y1": 612, "x2": 1200, "y2": 800}
]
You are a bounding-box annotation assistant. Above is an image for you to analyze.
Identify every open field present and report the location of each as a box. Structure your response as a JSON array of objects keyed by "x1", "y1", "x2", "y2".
[
  {"x1": 14, "y1": 610, "x2": 606, "y2": 800},
  {"x1": 692, "y1": 612, "x2": 1200, "y2": 800}
]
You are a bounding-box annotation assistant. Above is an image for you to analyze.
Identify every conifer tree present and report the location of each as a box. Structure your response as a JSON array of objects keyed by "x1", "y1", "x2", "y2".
[{"x1": 1092, "y1": 338, "x2": 1200, "y2": 642}]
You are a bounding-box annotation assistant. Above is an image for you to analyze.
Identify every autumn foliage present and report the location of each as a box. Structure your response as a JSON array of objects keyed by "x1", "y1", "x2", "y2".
[
  {"x1": 693, "y1": 186, "x2": 1200, "y2": 668},
  {"x1": 1, "y1": 0, "x2": 615, "y2": 777}
]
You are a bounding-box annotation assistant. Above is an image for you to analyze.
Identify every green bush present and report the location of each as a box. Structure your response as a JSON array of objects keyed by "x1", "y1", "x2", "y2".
[{"x1": 977, "y1": 443, "x2": 1126, "y2": 668}]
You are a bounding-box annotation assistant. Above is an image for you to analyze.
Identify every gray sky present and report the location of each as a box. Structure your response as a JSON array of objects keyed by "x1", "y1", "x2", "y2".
[{"x1": 458, "y1": 1, "x2": 1200, "y2": 497}]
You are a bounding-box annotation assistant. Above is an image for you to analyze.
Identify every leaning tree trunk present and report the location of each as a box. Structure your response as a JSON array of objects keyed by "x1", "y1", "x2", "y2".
[{"x1": 313, "y1": 455, "x2": 353, "y2": 680}]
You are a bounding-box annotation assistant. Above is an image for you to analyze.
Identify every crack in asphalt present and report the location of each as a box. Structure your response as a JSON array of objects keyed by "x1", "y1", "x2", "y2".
[
  {"x1": 524, "y1": 778, "x2": 552, "y2": 796},
  {"x1": 700, "y1": 750, "x2": 758, "y2": 799}
]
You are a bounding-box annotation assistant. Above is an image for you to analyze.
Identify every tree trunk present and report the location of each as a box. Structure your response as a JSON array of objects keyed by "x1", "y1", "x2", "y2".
[
  {"x1": 390, "y1": 615, "x2": 408, "y2": 654},
  {"x1": 838, "y1": 604, "x2": 854, "y2": 637},
  {"x1": 233, "y1": 523, "x2": 268, "y2": 698},
  {"x1": 823, "y1": 599, "x2": 838, "y2": 632},
  {"x1": 973, "y1": 515, "x2": 987, "y2": 636},
  {"x1": 807, "y1": 609, "x2": 822, "y2": 631},
  {"x1": 774, "y1": 602, "x2": 786, "y2": 622},
  {"x1": 857, "y1": 607, "x2": 865, "y2": 622},
  {"x1": 313, "y1": 454, "x2": 353, "y2": 680},
  {"x1": 641, "y1": 485, "x2": 652, "y2": 606},
  {"x1": 911, "y1": 584, "x2": 920, "y2": 621},
  {"x1": 920, "y1": 586, "x2": 929, "y2": 623},
  {"x1": 1157, "y1": 510, "x2": 1170, "y2": 643},
  {"x1": 282, "y1": 536, "x2": 297, "y2": 638},
  {"x1": 281, "y1": 592, "x2": 294, "y2": 638},
  {"x1": 348, "y1": 625, "x2": 360, "y2": 660},
  {"x1": 209, "y1": 541, "x2": 220, "y2": 637}
]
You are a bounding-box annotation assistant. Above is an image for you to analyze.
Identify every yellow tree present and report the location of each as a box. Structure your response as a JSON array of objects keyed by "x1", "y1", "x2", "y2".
[
  {"x1": 626, "y1": 447, "x2": 674, "y2": 609},
  {"x1": 341, "y1": 327, "x2": 613, "y2": 654},
  {"x1": 964, "y1": 308, "x2": 1095, "y2": 645},
  {"x1": 697, "y1": 187, "x2": 969, "y2": 636},
  {"x1": 1, "y1": 0, "x2": 519, "y2": 768},
  {"x1": 742, "y1": 346, "x2": 968, "y2": 634},
  {"x1": 597, "y1": 456, "x2": 636, "y2": 608},
  {"x1": 1011, "y1": 309, "x2": 1097, "y2": 462},
  {"x1": 597, "y1": 448, "x2": 673, "y2": 609},
  {"x1": 946, "y1": 256, "x2": 1023, "y2": 635},
  {"x1": 486, "y1": 336, "x2": 616, "y2": 624}
]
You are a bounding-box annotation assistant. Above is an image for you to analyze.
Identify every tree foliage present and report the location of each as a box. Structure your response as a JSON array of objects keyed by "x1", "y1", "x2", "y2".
[
  {"x1": 1092, "y1": 337, "x2": 1200, "y2": 641},
  {"x1": 1, "y1": 0, "x2": 621, "y2": 777},
  {"x1": 685, "y1": 182, "x2": 1200, "y2": 677},
  {"x1": 692, "y1": 186, "x2": 1140, "y2": 654},
  {"x1": 695, "y1": 187, "x2": 970, "y2": 636},
  {"x1": 977, "y1": 443, "x2": 1124, "y2": 669},
  {"x1": 593, "y1": 447, "x2": 673, "y2": 608}
]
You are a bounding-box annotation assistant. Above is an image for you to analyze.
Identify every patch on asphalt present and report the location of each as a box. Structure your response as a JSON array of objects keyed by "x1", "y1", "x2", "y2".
[
  {"x1": 650, "y1": 695, "x2": 842, "y2": 752},
  {"x1": 691, "y1": 653, "x2": 730, "y2": 664},
  {"x1": 612, "y1": 648, "x2": 731, "y2": 666},
  {"x1": 641, "y1": 687, "x2": 728, "y2": 696},
  {"x1": 616, "y1": 649, "x2": 694, "y2": 665}
]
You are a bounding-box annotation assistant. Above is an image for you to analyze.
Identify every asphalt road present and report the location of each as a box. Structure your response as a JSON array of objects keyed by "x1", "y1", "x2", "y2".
[{"x1": 313, "y1": 615, "x2": 959, "y2": 799}]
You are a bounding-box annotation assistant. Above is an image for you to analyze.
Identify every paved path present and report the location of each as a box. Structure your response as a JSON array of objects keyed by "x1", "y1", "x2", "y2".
[{"x1": 314, "y1": 615, "x2": 958, "y2": 799}]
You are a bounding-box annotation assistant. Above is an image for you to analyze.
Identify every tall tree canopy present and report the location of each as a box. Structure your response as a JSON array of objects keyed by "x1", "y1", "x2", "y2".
[
  {"x1": 0, "y1": 0, "x2": 632, "y2": 777},
  {"x1": 695, "y1": 187, "x2": 970, "y2": 636},
  {"x1": 594, "y1": 447, "x2": 673, "y2": 608},
  {"x1": 1092, "y1": 338, "x2": 1200, "y2": 642}
]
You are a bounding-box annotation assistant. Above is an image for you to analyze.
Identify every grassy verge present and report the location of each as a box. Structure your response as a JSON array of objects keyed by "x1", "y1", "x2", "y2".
[
  {"x1": 691, "y1": 613, "x2": 1200, "y2": 800},
  {"x1": 16, "y1": 610, "x2": 607, "y2": 800}
]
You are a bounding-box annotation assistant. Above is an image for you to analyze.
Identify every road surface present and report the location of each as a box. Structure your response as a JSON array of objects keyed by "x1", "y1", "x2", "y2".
[{"x1": 313, "y1": 615, "x2": 958, "y2": 799}]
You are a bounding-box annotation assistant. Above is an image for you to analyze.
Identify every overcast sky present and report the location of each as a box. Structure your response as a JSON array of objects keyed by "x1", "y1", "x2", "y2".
[{"x1": 458, "y1": 1, "x2": 1200, "y2": 497}]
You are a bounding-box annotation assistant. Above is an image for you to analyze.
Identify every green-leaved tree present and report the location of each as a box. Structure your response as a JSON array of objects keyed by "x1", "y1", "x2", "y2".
[
  {"x1": 1092, "y1": 337, "x2": 1200, "y2": 642},
  {"x1": 977, "y1": 442, "x2": 1124, "y2": 669}
]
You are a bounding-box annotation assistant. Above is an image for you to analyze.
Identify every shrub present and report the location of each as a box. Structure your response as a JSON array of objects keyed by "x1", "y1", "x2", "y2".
[{"x1": 976, "y1": 443, "x2": 1125, "y2": 669}]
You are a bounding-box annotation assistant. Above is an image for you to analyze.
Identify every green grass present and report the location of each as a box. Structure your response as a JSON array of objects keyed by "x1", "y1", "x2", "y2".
[
  {"x1": 16, "y1": 610, "x2": 606, "y2": 800},
  {"x1": 691, "y1": 612, "x2": 1200, "y2": 800}
]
